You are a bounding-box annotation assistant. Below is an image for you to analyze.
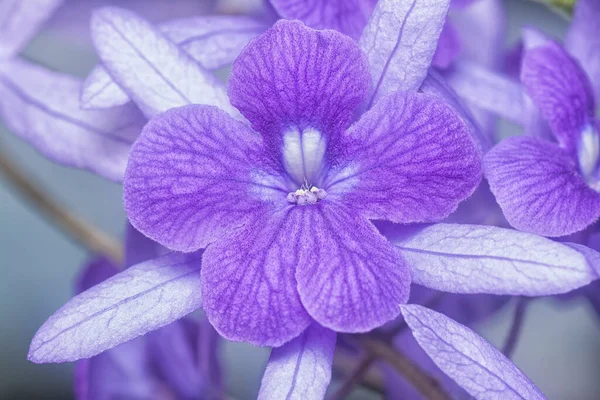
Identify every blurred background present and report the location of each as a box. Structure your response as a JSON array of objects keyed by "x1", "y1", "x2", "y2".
[{"x1": 1, "y1": 0, "x2": 599, "y2": 399}]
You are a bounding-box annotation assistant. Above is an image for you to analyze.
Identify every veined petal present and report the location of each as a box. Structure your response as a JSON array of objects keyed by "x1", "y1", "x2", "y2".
[
  {"x1": 566, "y1": 0, "x2": 600, "y2": 100},
  {"x1": 0, "y1": 59, "x2": 143, "y2": 182},
  {"x1": 432, "y1": 21, "x2": 461, "y2": 70},
  {"x1": 444, "y1": 60, "x2": 524, "y2": 124},
  {"x1": 331, "y1": 91, "x2": 480, "y2": 224},
  {"x1": 81, "y1": 15, "x2": 265, "y2": 110},
  {"x1": 294, "y1": 202, "x2": 410, "y2": 332},
  {"x1": 124, "y1": 223, "x2": 164, "y2": 268},
  {"x1": 270, "y1": 0, "x2": 377, "y2": 40},
  {"x1": 28, "y1": 252, "x2": 203, "y2": 363},
  {"x1": 401, "y1": 305, "x2": 545, "y2": 400},
  {"x1": 228, "y1": 20, "x2": 370, "y2": 144},
  {"x1": 75, "y1": 257, "x2": 118, "y2": 295},
  {"x1": 384, "y1": 223, "x2": 597, "y2": 295},
  {"x1": 124, "y1": 105, "x2": 278, "y2": 253},
  {"x1": 258, "y1": 324, "x2": 336, "y2": 400},
  {"x1": 90, "y1": 7, "x2": 236, "y2": 118},
  {"x1": 484, "y1": 136, "x2": 600, "y2": 236},
  {"x1": 521, "y1": 41, "x2": 596, "y2": 154},
  {"x1": 360, "y1": 0, "x2": 451, "y2": 107},
  {"x1": 0, "y1": 0, "x2": 63, "y2": 59}
]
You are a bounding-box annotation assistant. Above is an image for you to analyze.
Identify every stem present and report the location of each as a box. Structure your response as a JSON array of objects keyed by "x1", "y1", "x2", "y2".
[
  {"x1": 358, "y1": 337, "x2": 451, "y2": 400},
  {"x1": 0, "y1": 150, "x2": 123, "y2": 263},
  {"x1": 502, "y1": 297, "x2": 530, "y2": 358},
  {"x1": 329, "y1": 354, "x2": 377, "y2": 400}
]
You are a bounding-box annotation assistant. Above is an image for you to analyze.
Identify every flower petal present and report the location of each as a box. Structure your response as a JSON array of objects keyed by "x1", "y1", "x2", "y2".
[
  {"x1": 565, "y1": 0, "x2": 600, "y2": 99},
  {"x1": 420, "y1": 70, "x2": 492, "y2": 152},
  {"x1": 28, "y1": 252, "x2": 203, "y2": 363},
  {"x1": 295, "y1": 203, "x2": 410, "y2": 332},
  {"x1": 0, "y1": 59, "x2": 143, "y2": 182},
  {"x1": 484, "y1": 136, "x2": 600, "y2": 236},
  {"x1": 270, "y1": 0, "x2": 376, "y2": 40},
  {"x1": 331, "y1": 91, "x2": 481, "y2": 224},
  {"x1": 124, "y1": 223, "x2": 164, "y2": 268},
  {"x1": 521, "y1": 41, "x2": 596, "y2": 154},
  {"x1": 258, "y1": 324, "x2": 336, "y2": 400},
  {"x1": 431, "y1": 21, "x2": 461, "y2": 70},
  {"x1": 90, "y1": 7, "x2": 236, "y2": 118},
  {"x1": 228, "y1": 19, "x2": 370, "y2": 143},
  {"x1": 124, "y1": 105, "x2": 277, "y2": 253},
  {"x1": 444, "y1": 60, "x2": 524, "y2": 124},
  {"x1": 383, "y1": 223, "x2": 597, "y2": 295},
  {"x1": 75, "y1": 257, "x2": 119, "y2": 295},
  {"x1": 201, "y1": 209, "x2": 312, "y2": 347},
  {"x1": 401, "y1": 305, "x2": 545, "y2": 400},
  {"x1": 0, "y1": 0, "x2": 63, "y2": 59},
  {"x1": 81, "y1": 15, "x2": 265, "y2": 110},
  {"x1": 359, "y1": 0, "x2": 451, "y2": 107}
]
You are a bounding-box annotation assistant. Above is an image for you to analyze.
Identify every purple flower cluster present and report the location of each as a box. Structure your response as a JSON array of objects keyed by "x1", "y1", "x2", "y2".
[{"x1": 1, "y1": 0, "x2": 600, "y2": 398}]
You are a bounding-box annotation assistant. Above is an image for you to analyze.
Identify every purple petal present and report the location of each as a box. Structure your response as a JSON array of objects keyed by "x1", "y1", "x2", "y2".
[
  {"x1": 258, "y1": 324, "x2": 336, "y2": 400},
  {"x1": 81, "y1": 15, "x2": 265, "y2": 110},
  {"x1": 0, "y1": 0, "x2": 63, "y2": 59},
  {"x1": 201, "y1": 208, "x2": 313, "y2": 347},
  {"x1": 124, "y1": 105, "x2": 274, "y2": 253},
  {"x1": 0, "y1": 59, "x2": 143, "y2": 182},
  {"x1": 124, "y1": 223, "x2": 164, "y2": 268},
  {"x1": 484, "y1": 136, "x2": 600, "y2": 236},
  {"x1": 521, "y1": 41, "x2": 596, "y2": 154},
  {"x1": 565, "y1": 242, "x2": 600, "y2": 278},
  {"x1": 431, "y1": 21, "x2": 461, "y2": 70},
  {"x1": 294, "y1": 203, "x2": 410, "y2": 332},
  {"x1": 359, "y1": 0, "x2": 451, "y2": 107},
  {"x1": 420, "y1": 70, "x2": 492, "y2": 152},
  {"x1": 333, "y1": 91, "x2": 481, "y2": 224},
  {"x1": 401, "y1": 305, "x2": 545, "y2": 399},
  {"x1": 565, "y1": 0, "x2": 600, "y2": 99},
  {"x1": 228, "y1": 19, "x2": 370, "y2": 143},
  {"x1": 270, "y1": 0, "x2": 376, "y2": 40},
  {"x1": 28, "y1": 252, "x2": 203, "y2": 363},
  {"x1": 90, "y1": 7, "x2": 236, "y2": 118},
  {"x1": 444, "y1": 60, "x2": 524, "y2": 124},
  {"x1": 386, "y1": 223, "x2": 597, "y2": 295}
]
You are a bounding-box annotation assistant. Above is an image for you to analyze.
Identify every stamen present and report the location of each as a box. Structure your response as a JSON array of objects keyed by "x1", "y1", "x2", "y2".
[{"x1": 287, "y1": 186, "x2": 327, "y2": 205}]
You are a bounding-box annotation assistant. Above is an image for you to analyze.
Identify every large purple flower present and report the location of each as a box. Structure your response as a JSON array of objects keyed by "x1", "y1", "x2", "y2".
[
  {"x1": 123, "y1": 20, "x2": 482, "y2": 346},
  {"x1": 485, "y1": 39, "x2": 600, "y2": 237}
]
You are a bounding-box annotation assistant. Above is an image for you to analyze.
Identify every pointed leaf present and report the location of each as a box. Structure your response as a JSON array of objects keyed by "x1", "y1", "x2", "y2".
[
  {"x1": 401, "y1": 305, "x2": 545, "y2": 400},
  {"x1": 90, "y1": 7, "x2": 237, "y2": 118},
  {"x1": 0, "y1": 0, "x2": 63, "y2": 59},
  {"x1": 81, "y1": 15, "x2": 265, "y2": 110},
  {"x1": 359, "y1": 0, "x2": 450, "y2": 107},
  {"x1": 0, "y1": 59, "x2": 142, "y2": 182},
  {"x1": 28, "y1": 252, "x2": 203, "y2": 363},
  {"x1": 385, "y1": 223, "x2": 597, "y2": 295},
  {"x1": 258, "y1": 324, "x2": 336, "y2": 400}
]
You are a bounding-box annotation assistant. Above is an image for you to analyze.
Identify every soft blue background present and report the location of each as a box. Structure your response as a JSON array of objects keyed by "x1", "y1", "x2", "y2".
[{"x1": 1, "y1": 0, "x2": 599, "y2": 398}]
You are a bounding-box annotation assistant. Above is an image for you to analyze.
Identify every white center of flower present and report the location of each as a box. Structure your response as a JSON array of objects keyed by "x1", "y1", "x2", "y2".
[
  {"x1": 578, "y1": 124, "x2": 600, "y2": 182},
  {"x1": 282, "y1": 127, "x2": 326, "y2": 186},
  {"x1": 286, "y1": 185, "x2": 327, "y2": 205}
]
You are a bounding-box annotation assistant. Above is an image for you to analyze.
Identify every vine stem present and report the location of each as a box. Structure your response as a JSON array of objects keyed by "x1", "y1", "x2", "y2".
[
  {"x1": 502, "y1": 297, "x2": 530, "y2": 358},
  {"x1": 0, "y1": 150, "x2": 123, "y2": 262}
]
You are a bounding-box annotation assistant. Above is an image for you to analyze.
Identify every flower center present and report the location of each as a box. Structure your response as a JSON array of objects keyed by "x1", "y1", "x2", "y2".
[
  {"x1": 282, "y1": 126, "x2": 326, "y2": 187},
  {"x1": 578, "y1": 123, "x2": 600, "y2": 190},
  {"x1": 286, "y1": 184, "x2": 327, "y2": 205}
]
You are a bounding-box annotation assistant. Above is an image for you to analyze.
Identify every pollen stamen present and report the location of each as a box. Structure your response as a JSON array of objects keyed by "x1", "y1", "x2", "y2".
[{"x1": 287, "y1": 186, "x2": 327, "y2": 205}]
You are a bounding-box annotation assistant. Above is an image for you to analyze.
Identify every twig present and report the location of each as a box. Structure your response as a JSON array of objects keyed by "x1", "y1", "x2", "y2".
[
  {"x1": 332, "y1": 353, "x2": 385, "y2": 396},
  {"x1": 502, "y1": 297, "x2": 530, "y2": 358},
  {"x1": 330, "y1": 354, "x2": 377, "y2": 400},
  {"x1": 358, "y1": 336, "x2": 451, "y2": 400},
  {"x1": 0, "y1": 150, "x2": 123, "y2": 262}
]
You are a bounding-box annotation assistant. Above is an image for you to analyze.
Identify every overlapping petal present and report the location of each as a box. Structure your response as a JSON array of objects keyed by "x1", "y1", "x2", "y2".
[
  {"x1": 258, "y1": 324, "x2": 336, "y2": 399},
  {"x1": 432, "y1": 22, "x2": 461, "y2": 69},
  {"x1": 228, "y1": 19, "x2": 370, "y2": 144},
  {"x1": 485, "y1": 136, "x2": 600, "y2": 236},
  {"x1": 330, "y1": 91, "x2": 480, "y2": 223},
  {"x1": 125, "y1": 105, "x2": 278, "y2": 253},
  {"x1": 521, "y1": 41, "x2": 596, "y2": 154}
]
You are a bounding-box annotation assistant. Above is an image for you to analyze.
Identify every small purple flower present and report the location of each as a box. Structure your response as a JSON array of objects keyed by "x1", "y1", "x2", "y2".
[
  {"x1": 123, "y1": 20, "x2": 482, "y2": 346},
  {"x1": 484, "y1": 39, "x2": 600, "y2": 237}
]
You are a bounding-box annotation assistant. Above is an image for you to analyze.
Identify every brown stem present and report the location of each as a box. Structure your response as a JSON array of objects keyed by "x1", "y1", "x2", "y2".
[
  {"x1": 0, "y1": 151, "x2": 123, "y2": 263},
  {"x1": 330, "y1": 354, "x2": 377, "y2": 400},
  {"x1": 358, "y1": 336, "x2": 451, "y2": 400}
]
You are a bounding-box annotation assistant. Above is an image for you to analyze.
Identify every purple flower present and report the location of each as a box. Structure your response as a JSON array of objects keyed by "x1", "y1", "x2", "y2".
[
  {"x1": 123, "y1": 19, "x2": 482, "y2": 346},
  {"x1": 484, "y1": 39, "x2": 600, "y2": 237}
]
